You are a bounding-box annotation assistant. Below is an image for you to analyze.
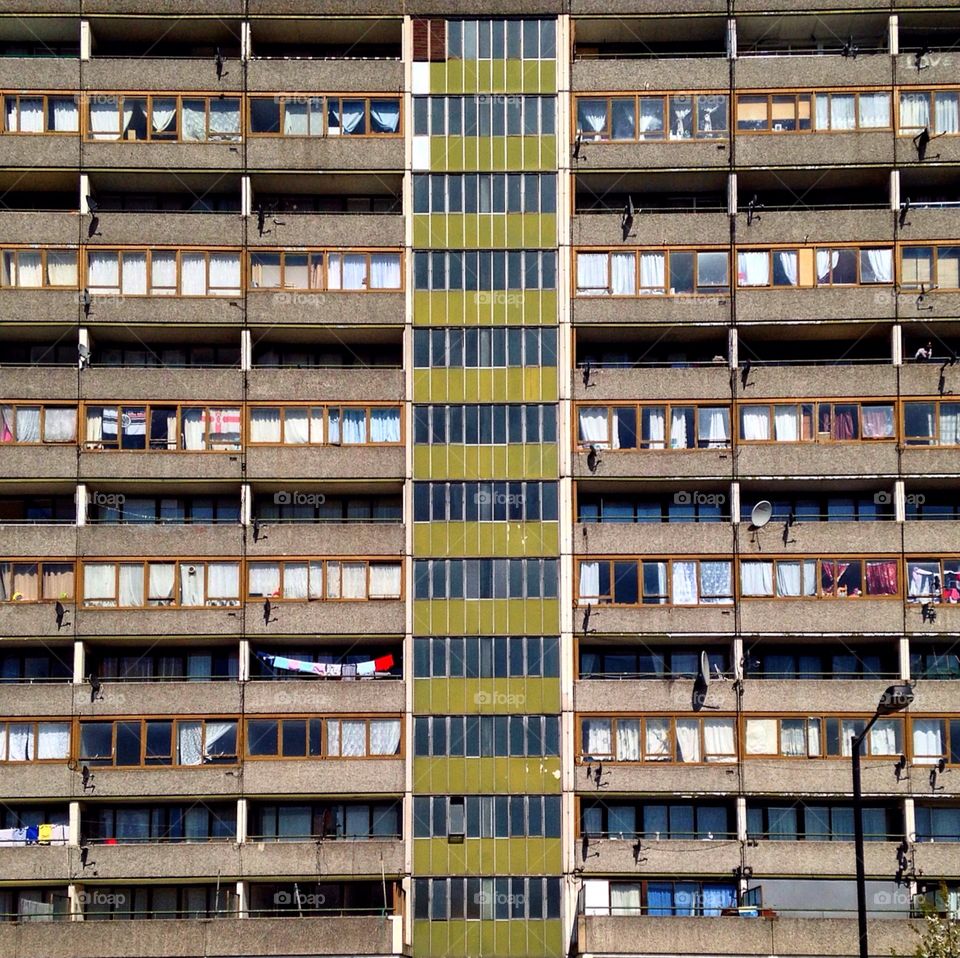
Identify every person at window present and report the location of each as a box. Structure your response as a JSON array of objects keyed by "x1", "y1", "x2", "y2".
[{"x1": 914, "y1": 341, "x2": 935, "y2": 362}]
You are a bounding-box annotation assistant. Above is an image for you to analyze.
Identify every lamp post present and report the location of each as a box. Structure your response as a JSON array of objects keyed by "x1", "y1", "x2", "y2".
[{"x1": 851, "y1": 684, "x2": 914, "y2": 958}]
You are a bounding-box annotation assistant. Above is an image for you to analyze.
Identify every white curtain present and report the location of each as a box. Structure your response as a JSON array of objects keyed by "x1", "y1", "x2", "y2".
[
  {"x1": 181, "y1": 409, "x2": 204, "y2": 450},
  {"x1": 582, "y1": 718, "x2": 611, "y2": 757},
  {"x1": 610, "y1": 253, "x2": 636, "y2": 295},
  {"x1": 639, "y1": 252, "x2": 665, "y2": 293},
  {"x1": 284, "y1": 408, "x2": 309, "y2": 444},
  {"x1": 578, "y1": 408, "x2": 609, "y2": 448},
  {"x1": 343, "y1": 562, "x2": 366, "y2": 598},
  {"x1": 209, "y1": 100, "x2": 240, "y2": 139},
  {"x1": 781, "y1": 721, "x2": 806, "y2": 756},
  {"x1": 118, "y1": 563, "x2": 144, "y2": 607},
  {"x1": 699, "y1": 407, "x2": 729, "y2": 448},
  {"x1": 576, "y1": 253, "x2": 608, "y2": 295},
  {"x1": 284, "y1": 101, "x2": 308, "y2": 135},
  {"x1": 7, "y1": 724, "x2": 30, "y2": 761},
  {"x1": 675, "y1": 719, "x2": 701, "y2": 762},
  {"x1": 250, "y1": 407, "x2": 281, "y2": 443},
  {"x1": 121, "y1": 252, "x2": 147, "y2": 295},
  {"x1": 89, "y1": 99, "x2": 120, "y2": 139},
  {"x1": 900, "y1": 92, "x2": 930, "y2": 132},
  {"x1": 83, "y1": 562, "x2": 116, "y2": 606},
  {"x1": 181, "y1": 253, "x2": 207, "y2": 296},
  {"x1": 178, "y1": 721, "x2": 203, "y2": 765},
  {"x1": 778, "y1": 251, "x2": 798, "y2": 286},
  {"x1": 179, "y1": 564, "x2": 205, "y2": 606},
  {"x1": 182, "y1": 101, "x2": 206, "y2": 140},
  {"x1": 43, "y1": 408, "x2": 76, "y2": 442},
  {"x1": 370, "y1": 409, "x2": 401, "y2": 443},
  {"x1": 577, "y1": 99, "x2": 607, "y2": 135},
  {"x1": 740, "y1": 406, "x2": 770, "y2": 441},
  {"x1": 863, "y1": 249, "x2": 893, "y2": 284},
  {"x1": 370, "y1": 564, "x2": 401, "y2": 598},
  {"x1": 148, "y1": 563, "x2": 175, "y2": 605},
  {"x1": 831, "y1": 94, "x2": 856, "y2": 130},
  {"x1": 746, "y1": 718, "x2": 777, "y2": 755},
  {"x1": 912, "y1": 719, "x2": 944, "y2": 764},
  {"x1": 151, "y1": 100, "x2": 176, "y2": 135},
  {"x1": 369, "y1": 254, "x2": 401, "y2": 289},
  {"x1": 210, "y1": 253, "x2": 240, "y2": 295},
  {"x1": 17, "y1": 97, "x2": 43, "y2": 132},
  {"x1": 16, "y1": 406, "x2": 40, "y2": 442},
  {"x1": 150, "y1": 251, "x2": 177, "y2": 295},
  {"x1": 738, "y1": 251, "x2": 770, "y2": 287},
  {"x1": 704, "y1": 718, "x2": 735, "y2": 761},
  {"x1": 203, "y1": 721, "x2": 235, "y2": 760},
  {"x1": 870, "y1": 719, "x2": 899, "y2": 756},
  {"x1": 88, "y1": 251, "x2": 120, "y2": 293},
  {"x1": 249, "y1": 562, "x2": 281, "y2": 597},
  {"x1": 816, "y1": 250, "x2": 839, "y2": 284},
  {"x1": 672, "y1": 561, "x2": 698, "y2": 605},
  {"x1": 940, "y1": 406, "x2": 960, "y2": 446},
  {"x1": 578, "y1": 561, "x2": 600, "y2": 603},
  {"x1": 935, "y1": 92, "x2": 960, "y2": 135},
  {"x1": 208, "y1": 562, "x2": 239, "y2": 604},
  {"x1": 370, "y1": 719, "x2": 401, "y2": 755},
  {"x1": 610, "y1": 884, "x2": 641, "y2": 916},
  {"x1": 645, "y1": 718, "x2": 670, "y2": 760},
  {"x1": 701, "y1": 561, "x2": 732, "y2": 604},
  {"x1": 859, "y1": 92, "x2": 890, "y2": 129},
  {"x1": 37, "y1": 723, "x2": 70, "y2": 759},
  {"x1": 341, "y1": 720, "x2": 366, "y2": 756},
  {"x1": 774, "y1": 405, "x2": 799, "y2": 441},
  {"x1": 616, "y1": 719, "x2": 640, "y2": 761},
  {"x1": 46, "y1": 251, "x2": 77, "y2": 287},
  {"x1": 50, "y1": 97, "x2": 78, "y2": 132},
  {"x1": 669, "y1": 408, "x2": 688, "y2": 449},
  {"x1": 741, "y1": 560, "x2": 774, "y2": 596}
]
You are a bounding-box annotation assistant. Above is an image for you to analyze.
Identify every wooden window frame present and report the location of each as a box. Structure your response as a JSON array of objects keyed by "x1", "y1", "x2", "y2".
[
  {"x1": 742, "y1": 713, "x2": 904, "y2": 760},
  {"x1": 243, "y1": 714, "x2": 404, "y2": 760},
  {"x1": 0, "y1": 403, "x2": 78, "y2": 445},
  {"x1": 0, "y1": 718, "x2": 71, "y2": 764},
  {"x1": 738, "y1": 555, "x2": 901, "y2": 600},
  {"x1": 245, "y1": 403, "x2": 404, "y2": 447},
  {"x1": 0, "y1": 92, "x2": 80, "y2": 135},
  {"x1": 246, "y1": 94, "x2": 403, "y2": 138},
  {"x1": 897, "y1": 88, "x2": 960, "y2": 137},
  {"x1": 0, "y1": 247, "x2": 79, "y2": 288},
  {"x1": 80, "y1": 402, "x2": 242, "y2": 452},
  {"x1": 83, "y1": 247, "x2": 241, "y2": 298},
  {"x1": 572, "y1": 247, "x2": 730, "y2": 298},
  {"x1": 248, "y1": 248, "x2": 404, "y2": 293},
  {"x1": 735, "y1": 399, "x2": 897, "y2": 444},
  {"x1": 575, "y1": 556, "x2": 734, "y2": 607},
  {"x1": 574, "y1": 401, "x2": 731, "y2": 451},
  {"x1": 245, "y1": 557, "x2": 403, "y2": 603},
  {"x1": 574, "y1": 92, "x2": 729, "y2": 143},
  {"x1": 78, "y1": 559, "x2": 241, "y2": 610},
  {"x1": 905, "y1": 556, "x2": 960, "y2": 603},
  {"x1": 0, "y1": 559, "x2": 76, "y2": 603},
  {"x1": 82, "y1": 93, "x2": 242, "y2": 144},
  {"x1": 900, "y1": 244, "x2": 960, "y2": 290}
]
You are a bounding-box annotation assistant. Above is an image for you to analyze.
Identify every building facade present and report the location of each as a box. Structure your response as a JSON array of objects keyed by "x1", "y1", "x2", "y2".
[{"x1": 0, "y1": 1, "x2": 959, "y2": 957}]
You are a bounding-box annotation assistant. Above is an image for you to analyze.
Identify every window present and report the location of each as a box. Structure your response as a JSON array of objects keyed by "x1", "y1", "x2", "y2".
[
  {"x1": 740, "y1": 557, "x2": 899, "y2": 599},
  {"x1": 739, "y1": 494, "x2": 892, "y2": 523},
  {"x1": 415, "y1": 795, "x2": 560, "y2": 838},
  {"x1": 0, "y1": 248, "x2": 77, "y2": 287},
  {"x1": 577, "y1": 403, "x2": 730, "y2": 450},
  {"x1": 247, "y1": 405, "x2": 401, "y2": 445},
  {"x1": 249, "y1": 880, "x2": 391, "y2": 917},
  {"x1": 413, "y1": 326, "x2": 557, "y2": 365},
  {"x1": 82, "y1": 803, "x2": 236, "y2": 844},
  {"x1": 579, "y1": 647, "x2": 728, "y2": 679},
  {"x1": 86, "y1": 249, "x2": 241, "y2": 297},
  {"x1": 414, "y1": 715, "x2": 559, "y2": 757},
  {"x1": 744, "y1": 715, "x2": 903, "y2": 758},
  {"x1": 413, "y1": 405, "x2": 556, "y2": 445},
  {"x1": 904, "y1": 401, "x2": 960, "y2": 446},
  {"x1": 0, "y1": 647, "x2": 72, "y2": 683},
  {"x1": 82, "y1": 884, "x2": 237, "y2": 919},
  {"x1": 0, "y1": 721, "x2": 70, "y2": 762},
  {"x1": 581, "y1": 801, "x2": 733, "y2": 840},
  {"x1": 911, "y1": 643, "x2": 960, "y2": 679},
  {"x1": 907, "y1": 558, "x2": 960, "y2": 604},
  {"x1": 738, "y1": 402, "x2": 895, "y2": 442},
  {"x1": 574, "y1": 248, "x2": 729, "y2": 297},
  {"x1": 90, "y1": 648, "x2": 238, "y2": 682},
  {"x1": 911, "y1": 717, "x2": 960, "y2": 765},
  {"x1": 579, "y1": 715, "x2": 737, "y2": 764},
  {"x1": 747, "y1": 803, "x2": 899, "y2": 841},
  {"x1": 915, "y1": 805, "x2": 960, "y2": 842},
  {"x1": 416, "y1": 874, "x2": 560, "y2": 921},
  {"x1": 814, "y1": 91, "x2": 891, "y2": 130},
  {"x1": 735, "y1": 247, "x2": 893, "y2": 287},
  {"x1": 743, "y1": 644, "x2": 896, "y2": 679},
  {"x1": 0, "y1": 561, "x2": 75, "y2": 602},
  {"x1": 247, "y1": 559, "x2": 401, "y2": 601},
  {"x1": 252, "y1": 647, "x2": 400, "y2": 680},
  {"x1": 736, "y1": 91, "x2": 891, "y2": 133},
  {"x1": 576, "y1": 94, "x2": 728, "y2": 141},
  {"x1": 414, "y1": 95, "x2": 555, "y2": 136},
  {"x1": 445, "y1": 19, "x2": 556, "y2": 61},
  {"x1": 248, "y1": 95, "x2": 400, "y2": 136},
  {"x1": 0, "y1": 405, "x2": 77, "y2": 443},
  {"x1": 899, "y1": 89, "x2": 960, "y2": 135},
  {"x1": 83, "y1": 404, "x2": 241, "y2": 450},
  {"x1": 412, "y1": 174, "x2": 556, "y2": 213},
  {"x1": 414, "y1": 637, "x2": 559, "y2": 678},
  {"x1": 906, "y1": 493, "x2": 960, "y2": 521},
  {"x1": 249, "y1": 249, "x2": 402, "y2": 291},
  {"x1": 89, "y1": 495, "x2": 240, "y2": 524},
  {"x1": 86, "y1": 94, "x2": 240, "y2": 142},
  {"x1": 0, "y1": 887, "x2": 70, "y2": 922},
  {"x1": 78, "y1": 718, "x2": 238, "y2": 767},
  {"x1": 80, "y1": 560, "x2": 240, "y2": 609},
  {"x1": 2, "y1": 93, "x2": 78, "y2": 133},
  {"x1": 251, "y1": 801, "x2": 401, "y2": 840},
  {"x1": 583, "y1": 879, "x2": 737, "y2": 917},
  {"x1": 245, "y1": 716, "x2": 401, "y2": 758},
  {"x1": 576, "y1": 558, "x2": 733, "y2": 606},
  {"x1": 414, "y1": 558, "x2": 558, "y2": 600},
  {"x1": 413, "y1": 482, "x2": 559, "y2": 522},
  {"x1": 578, "y1": 492, "x2": 728, "y2": 523},
  {"x1": 255, "y1": 494, "x2": 402, "y2": 523}
]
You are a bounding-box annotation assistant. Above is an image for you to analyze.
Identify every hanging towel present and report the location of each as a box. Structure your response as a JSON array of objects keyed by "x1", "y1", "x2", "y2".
[
  {"x1": 373, "y1": 654, "x2": 395, "y2": 672},
  {"x1": 25, "y1": 825, "x2": 39, "y2": 844},
  {"x1": 356, "y1": 660, "x2": 376, "y2": 677},
  {"x1": 38, "y1": 823, "x2": 54, "y2": 844}
]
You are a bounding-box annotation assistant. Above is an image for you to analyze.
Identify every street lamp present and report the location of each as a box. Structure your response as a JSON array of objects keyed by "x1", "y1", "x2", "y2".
[{"x1": 851, "y1": 684, "x2": 914, "y2": 958}]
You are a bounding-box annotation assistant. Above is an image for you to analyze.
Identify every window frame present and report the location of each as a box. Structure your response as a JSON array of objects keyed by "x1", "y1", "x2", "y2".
[
  {"x1": 243, "y1": 714, "x2": 404, "y2": 760},
  {"x1": 80, "y1": 402, "x2": 241, "y2": 452},
  {"x1": 245, "y1": 403, "x2": 404, "y2": 446},
  {"x1": 82, "y1": 92, "x2": 242, "y2": 144},
  {"x1": 573, "y1": 247, "x2": 730, "y2": 298},
  {"x1": 246, "y1": 94, "x2": 402, "y2": 138}
]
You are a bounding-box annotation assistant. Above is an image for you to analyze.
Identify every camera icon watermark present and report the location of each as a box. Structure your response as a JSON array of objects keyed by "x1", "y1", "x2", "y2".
[
  {"x1": 274, "y1": 890, "x2": 325, "y2": 907},
  {"x1": 472, "y1": 291, "x2": 523, "y2": 307},
  {"x1": 77, "y1": 890, "x2": 127, "y2": 907},
  {"x1": 873, "y1": 491, "x2": 893, "y2": 505},
  {"x1": 475, "y1": 490, "x2": 525, "y2": 507},
  {"x1": 274, "y1": 491, "x2": 326, "y2": 506},
  {"x1": 674, "y1": 490, "x2": 726, "y2": 506}
]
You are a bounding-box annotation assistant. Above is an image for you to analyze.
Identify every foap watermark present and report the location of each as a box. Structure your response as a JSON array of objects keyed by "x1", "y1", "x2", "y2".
[
  {"x1": 274, "y1": 890, "x2": 326, "y2": 907},
  {"x1": 473, "y1": 291, "x2": 524, "y2": 307},
  {"x1": 475, "y1": 891, "x2": 525, "y2": 907},
  {"x1": 274, "y1": 491, "x2": 326, "y2": 506},
  {"x1": 474, "y1": 690, "x2": 525, "y2": 707},
  {"x1": 272, "y1": 291, "x2": 330, "y2": 308},
  {"x1": 77, "y1": 890, "x2": 127, "y2": 907},
  {"x1": 87, "y1": 491, "x2": 125, "y2": 508},
  {"x1": 674, "y1": 491, "x2": 726, "y2": 506},
  {"x1": 475, "y1": 489, "x2": 525, "y2": 507}
]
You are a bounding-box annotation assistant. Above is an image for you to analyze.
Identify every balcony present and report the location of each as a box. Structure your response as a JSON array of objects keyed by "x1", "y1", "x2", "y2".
[
  {"x1": 735, "y1": 130, "x2": 894, "y2": 169},
  {"x1": 576, "y1": 914, "x2": 907, "y2": 957},
  {"x1": 573, "y1": 448, "x2": 735, "y2": 480},
  {"x1": 78, "y1": 450, "x2": 244, "y2": 483},
  {"x1": 0, "y1": 681, "x2": 73, "y2": 717},
  {"x1": 0, "y1": 136, "x2": 79, "y2": 170},
  {"x1": 82, "y1": 295, "x2": 244, "y2": 328},
  {"x1": 572, "y1": 295, "x2": 731, "y2": 327},
  {"x1": 0, "y1": 367, "x2": 76, "y2": 401},
  {"x1": 735, "y1": 443, "x2": 899, "y2": 479},
  {"x1": 575, "y1": 678, "x2": 738, "y2": 713},
  {"x1": 246, "y1": 522, "x2": 404, "y2": 558},
  {"x1": 242, "y1": 757, "x2": 404, "y2": 796},
  {"x1": 83, "y1": 211, "x2": 244, "y2": 248},
  {"x1": 246, "y1": 213, "x2": 403, "y2": 249},
  {"x1": 246, "y1": 368, "x2": 403, "y2": 403},
  {"x1": 246, "y1": 60, "x2": 402, "y2": 93},
  {"x1": 0, "y1": 59, "x2": 79, "y2": 90},
  {"x1": 245, "y1": 290, "x2": 404, "y2": 327},
  {"x1": 0, "y1": 289, "x2": 81, "y2": 326},
  {"x1": 745, "y1": 840, "x2": 903, "y2": 878},
  {"x1": 82, "y1": 60, "x2": 243, "y2": 92},
  {"x1": 0, "y1": 844, "x2": 71, "y2": 884},
  {"x1": 741, "y1": 758, "x2": 911, "y2": 796},
  {"x1": 570, "y1": 0, "x2": 725, "y2": 12},
  {"x1": 0, "y1": 761, "x2": 75, "y2": 801},
  {"x1": 899, "y1": 446, "x2": 960, "y2": 478},
  {"x1": 0, "y1": 915, "x2": 401, "y2": 958},
  {"x1": 75, "y1": 680, "x2": 243, "y2": 717},
  {"x1": 737, "y1": 209, "x2": 893, "y2": 247},
  {"x1": 0, "y1": 602, "x2": 77, "y2": 639},
  {"x1": 738, "y1": 597, "x2": 903, "y2": 633},
  {"x1": 576, "y1": 838, "x2": 740, "y2": 877},
  {"x1": 737, "y1": 521, "x2": 901, "y2": 555},
  {"x1": 572, "y1": 212, "x2": 730, "y2": 248},
  {"x1": 734, "y1": 59, "x2": 892, "y2": 90},
  {"x1": 244, "y1": 678, "x2": 404, "y2": 714},
  {"x1": 572, "y1": 137, "x2": 730, "y2": 172},
  {"x1": 245, "y1": 446, "x2": 404, "y2": 481},
  {"x1": 81, "y1": 141, "x2": 244, "y2": 172},
  {"x1": 83, "y1": 0, "x2": 244, "y2": 11},
  {"x1": 740, "y1": 679, "x2": 903, "y2": 714},
  {"x1": 741, "y1": 366, "x2": 897, "y2": 400},
  {"x1": 0, "y1": 211, "x2": 80, "y2": 247},
  {"x1": 79, "y1": 368, "x2": 244, "y2": 403},
  {"x1": 895, "y1": 132, "x2": 960, "y2": 166},
  {"x1": 573, "y1": 603, "x2": 737, "y2": 636},
  {"x1": 74, "y1": 607, "x2": 243, "y2": 639},
  {"x1": 575, "y1": 522, "x2": 734, "y2": 555},
  {"x1": 572, "y1": 365, "x2": 731, "y2": 402},
  {"x1": 242, "y1": 599, "x2": 405, "y2": 638},
  {"x1": 578, "y1": 760, "x2": 739, "y2": 795},
  {"x1": 245, "y1": 137, "x2": 403, "y2": 172},
  {"x1": 78, "y1": 524, "x2": 242, "y2": 557},
  {"x1": 736, "y1": 286, "x2": 895, "y2": 324},
  {"x1": 572, "y1": 60, "x2": 729, "y2": 94}
]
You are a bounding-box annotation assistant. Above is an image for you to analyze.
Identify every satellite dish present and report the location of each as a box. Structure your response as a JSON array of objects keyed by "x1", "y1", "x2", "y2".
[{"x1": 750, "y1": 500, "x2": 773, "y2": 529}]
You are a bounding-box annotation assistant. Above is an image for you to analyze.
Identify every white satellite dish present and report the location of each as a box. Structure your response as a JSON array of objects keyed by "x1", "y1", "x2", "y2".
[
  {"x1": 698, "y1": 651, "x2": 710, "y2": 686},
  {"x1": 750, "y1": 500, "x2": 773, "y2": 529}
]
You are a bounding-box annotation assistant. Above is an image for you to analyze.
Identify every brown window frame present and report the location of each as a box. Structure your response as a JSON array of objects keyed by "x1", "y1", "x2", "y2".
[
  {"x1": 735, "y1": 400, "x2": 897, "y2": 444},
  {"x1": 82, "y1": 93, "x2": 242, "y2": 144},
  {"x1": 738, "y1": 555, "x2": 901, "y2": 600},
  {"x1": 248, "y1": 248, "x2": 404, "y2": 292},
  {"x1": 0, "y1": 247, "x2": 79, "y2": 288},
  {"x1": 742, "y1": 713, "x2": 904, "y2": 759},
  {"x1": 573, "y1": 247, "x2": 730, "y2": 298},
  {"x1": 574, "y1": 401, "x2": 731, "y2": 451},
  {"x1": 0, "y1": 404, "x2": 78, "y2": 445},
  {"x1": 734, "y1": 244, "x2": 895, "y2": 289},
  {"x1": 0, "y1": 559, "x2": 76, "y2": 603},
  {"x1": 246, "y1": 94, "x2": 403, "y2": 138},
  {"x1": 0, "y1": 718, "x2": 72, "y2": 763},
  {"x1": 80, "y1": 402, "x2": 242, "y2": 452},
  {"x1": 246, "y1": 403, "x2": 404, "y2": 447},
  {"x1": 79, "y1": 559, "x2": 242, "y2": 610},
  {"x1": 575, "y1": 556, "x2": 734, "y2": 607},
  {"x1": 900, "y1": 245, "x2": 960, "y2": 290},
  {"x1": 244, "y1": 714, "x2": 404, "y2": 760},
  {"x1": 0, "y1": 93, "x2": 79, "y2": 135},
  {"x1": 897, "y1": 88, "x2": 960, "y2": 136},
  {"x1": 84, "y1": 247, "x2": 242, "y2": 298},
  {"x1": 246, "y1": 557, "x2": 404, "y2": 602},
  {"x1": 573, "y1": 92, "x2": 729, "y2": 143}
]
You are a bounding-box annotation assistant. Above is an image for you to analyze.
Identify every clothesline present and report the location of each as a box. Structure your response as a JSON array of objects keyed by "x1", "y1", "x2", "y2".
[
  {"x1": 256, "y1": 652, "x2": 395, "y2": 679},
  {"x1": 0, "y1": 824, "x2": 68, "y2": 846}
]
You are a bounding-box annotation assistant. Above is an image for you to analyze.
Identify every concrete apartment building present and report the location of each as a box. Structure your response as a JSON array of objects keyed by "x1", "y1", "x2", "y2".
[{"x1": 0, "y1": 1, "x2": 958, "y2": 957}]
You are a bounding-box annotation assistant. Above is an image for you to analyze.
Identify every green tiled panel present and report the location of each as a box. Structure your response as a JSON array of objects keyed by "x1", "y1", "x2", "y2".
[
  {"x1": 415, "y1": 919, "x2": 564, "y2": 958},
  {"x1": 412, "y1": 521, "x2": 560, "y2": 558},
  {"x1": 413, "y1": 838, "x2": 562, "y2": 877},
  {"x1": 430, "y1": 60, "x2": 557, "y2": 95},
  {"x1": 412, "y1": 214, "x2": 557, "y2": 250},
  {"x1": 412, "y1": 443, "x2": 558, "y2": 481},
  {"x1": 412, "y1": 599, "x2": 560, "y2": 636},
  {"x1": 428, "y1": 136, "x2": 557, "y2": 172},
  {"x1": 413, "y1": 368, "x2": 558, "y2": 404},
  {"x1": 413, "y1": 677, "x2": 561, "y2": 714},
  {"x1": 412, "y1": 290, "x2": 558, "y2": 327},
  {"x1": 412, "y1": 756, "x2": 562, "y2": 794}
]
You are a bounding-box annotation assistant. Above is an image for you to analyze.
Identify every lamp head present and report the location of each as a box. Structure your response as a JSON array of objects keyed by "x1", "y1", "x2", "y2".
[{"x1": 877, "y1": 684, "x2": 914, "y2": 715}]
